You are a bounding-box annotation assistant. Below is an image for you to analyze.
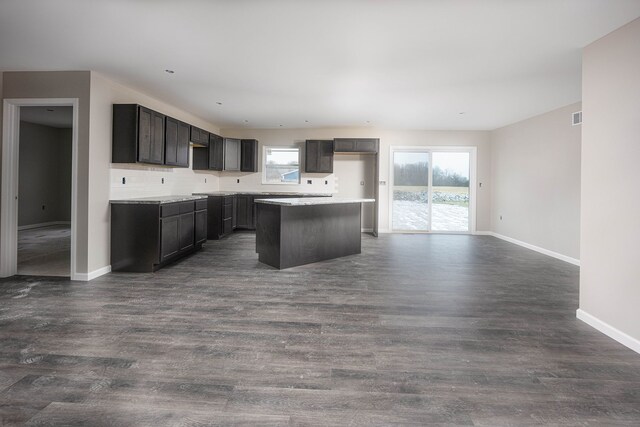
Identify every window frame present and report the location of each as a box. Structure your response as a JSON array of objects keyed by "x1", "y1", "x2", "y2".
[{"x1": 261, "y1": 145, "x2": 301, "y2": 185}]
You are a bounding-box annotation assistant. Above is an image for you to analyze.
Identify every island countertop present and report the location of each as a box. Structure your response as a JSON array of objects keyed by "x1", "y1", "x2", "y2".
[
  {"x1": 254, "y1": 197, "x2": 375, "y2": 206},
  {"x1": 193, "y1": 191, "x2": 334, "y2": 197},
  {"x1": 110, "y1": 195, "x2": 208, "y2": 204}
]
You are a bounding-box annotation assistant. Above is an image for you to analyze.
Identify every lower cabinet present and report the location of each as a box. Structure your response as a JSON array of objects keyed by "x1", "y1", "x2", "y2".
[
  {"x1": 205, "y1": 195, "x2": 235, "y2": 239},
  {"x1": 111, "y1": 199, "x2": 207, "y2": 272},
  {"x1": 235, "y1": 195, "x2": 255, "y2": 229}
]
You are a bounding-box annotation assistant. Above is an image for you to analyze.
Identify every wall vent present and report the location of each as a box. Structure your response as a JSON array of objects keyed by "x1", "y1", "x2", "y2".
[{"x1": 572, "y1": 111, "x2": 582, "y2": 126}]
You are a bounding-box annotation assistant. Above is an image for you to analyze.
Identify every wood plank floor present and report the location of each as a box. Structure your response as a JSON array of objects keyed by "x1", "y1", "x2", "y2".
[{"x1": 1, "y1": 233, "x2": 639, "y2": 426}]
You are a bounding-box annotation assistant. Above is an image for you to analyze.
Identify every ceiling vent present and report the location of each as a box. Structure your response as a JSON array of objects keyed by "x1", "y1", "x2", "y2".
[{"x1": 572, "y1": 111, "x2": 582, "y2": 126}]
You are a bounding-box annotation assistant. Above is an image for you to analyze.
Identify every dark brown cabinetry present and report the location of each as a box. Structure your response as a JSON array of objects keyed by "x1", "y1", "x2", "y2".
[
  {"x1": 165, "y1": 117, "x2": 190, "y2": 167},
  {"x1": 235, "y1": 195, "x2": 255, "y2": 229},
  {"x1": 240, "y1": 139, "x2": 259, "y2": 172},
  {"x1": 333, "y1": 138, "x2": 379, "y2": 153},
  {"x1": 205, "y1": 195, "x2": 235, "y2": 240},
  {"x1": 192, "y1": 133, "x2": 224, "y2": 171},
  {"x1": 190, "y1": 126, "x2": 209, "y2": 146},
  {"x1": 305, "y1": 140, "x2": 334, "y2": 173},
  {"x1": 111, "y1": 199, "x2": 207, "y2": 272},
  {"x1": 113, "y1": 104, "x2": 165, "y2": 165}
]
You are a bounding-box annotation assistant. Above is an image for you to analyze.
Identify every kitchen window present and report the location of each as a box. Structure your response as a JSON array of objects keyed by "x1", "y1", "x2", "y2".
[{"x1": 262, "y1": 146, "x2": 300, "y2": 185}]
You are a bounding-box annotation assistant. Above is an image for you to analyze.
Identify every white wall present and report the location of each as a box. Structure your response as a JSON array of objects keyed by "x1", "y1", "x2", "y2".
[
  {"x1": 222, "y1": 128, "x2": 492, "y2": 232},
  {"x1": 579, "y1": 18, "x2": 640, "y2": 348},
  {"x1": 490, "y1": 102, "x2": 582, "y2": 260},
  {"x1": 89, "y1": 72, "x2": 222, "y2": 273}
]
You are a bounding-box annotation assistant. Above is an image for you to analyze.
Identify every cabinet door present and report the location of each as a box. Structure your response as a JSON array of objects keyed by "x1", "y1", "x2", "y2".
[
  {"x1": 240, "y1": 139, "x2": 258, "y2": 172},
  {"x1": 232, "y1": 196, "x2": 237, "y2": 229},
  {"x1": 224, "y1": 138, "x2": 241, "y2": 171},
  {"x1": 194, "y1": 209, "x2": 207, "y2": 245},
  {"x1": 176, "y1": 120, "x2": 190, "y2": 167},
  {"x1": 150, "y1": 110, "x2": 165, "y2": 164},
  {"x1": 160, "y1": 215, "x2": 180, "y2": 262},
  {"x1": 209, "y1": 134, "x2": 224, "y2": 171},
  {"x1": 333, "y1": 139, "x2": 356, "y2": 152},
  {"x1": 355, "y1": 139, "x2": 378, "y2": 153},
  {"x1": 137, "y1": 107, "x2": 153, "y2": 163},
  {"x1": 305, "y1": 140, "x2": 320, "y2": 172},
  {"x1": 164, "y1": 117, "x2": 179, "y2": 166},
  {"x1": 235, "y1": 195, "x2": 250, "y2": 228},
  {"x1": 318, "y1": 140, "x2": 334, "y2": 172},
  {"x1": 179, "y1": 212, "x2": 195, "y2": 252}
]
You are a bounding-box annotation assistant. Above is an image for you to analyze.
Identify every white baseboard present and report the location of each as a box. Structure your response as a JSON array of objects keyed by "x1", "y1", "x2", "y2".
[
  {"x1": 72, "y1": 265, "x2": 111, "y2": 281},
  {"x1": 18, "y1": 221, "x2": 71, "y2": 231},
  {"x1": 577, "y1": 309, "x2": 640, "y2": 355},
  {"x1": 473, "y1": 231, "x2": 493, "y2": 236},
  {"x1": 489, "y1": 232, "x2": 580, "y2": 266},
  {"x1": 361, "y1": 228, "x2": 373, "y2": 233}
]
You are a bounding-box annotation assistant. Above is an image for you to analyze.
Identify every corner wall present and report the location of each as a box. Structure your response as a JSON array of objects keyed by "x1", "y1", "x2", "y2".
[
  {"x1": 579, "y1": 17, "x2": 640, "y2": 352},
  {"x1": 221, "y1": 128, "x2": 492, "y2": 232},
  {"x1": 490, "y1": 102, "x2": 582, "y2": 262}
]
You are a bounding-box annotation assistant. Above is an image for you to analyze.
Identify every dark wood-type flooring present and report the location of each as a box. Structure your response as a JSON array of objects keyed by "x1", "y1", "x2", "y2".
[{"x1": 1, "y1": 233, "x2": 639, "y2": 426}]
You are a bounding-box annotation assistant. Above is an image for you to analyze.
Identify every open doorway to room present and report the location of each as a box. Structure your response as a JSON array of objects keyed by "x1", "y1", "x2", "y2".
[
  {"x1": 16, "y1": 106, "x2": 73, "y2": 276},
  {"x1": 1, "y1": 98, "x2": 78, "y2": 280},
  {"x1": 390, "y1": 147, "x2": 476, "y2": 233}
]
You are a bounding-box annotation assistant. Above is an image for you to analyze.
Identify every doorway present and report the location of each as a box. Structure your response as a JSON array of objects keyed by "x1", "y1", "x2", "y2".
[
  {"x1": 17, "y1": 106, "x2": 73, "y2": 276},
  {"x1": 1, "y1": 98, "x2": 79, "y2": 279},
  {"x1": 391, "y1": 147, "x2": 476, "y2": 233}
]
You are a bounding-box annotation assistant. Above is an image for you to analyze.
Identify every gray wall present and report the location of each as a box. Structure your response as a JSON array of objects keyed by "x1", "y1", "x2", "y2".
[
  {"x1": 18, "y1": 121, "x2": 71, "y2": 227},
  {"x1": 490, "y1": 102, "x2": 582, "y2": 260},
  {"x1": 580, "y1": 17, "x2": 640, "y2": 344}
]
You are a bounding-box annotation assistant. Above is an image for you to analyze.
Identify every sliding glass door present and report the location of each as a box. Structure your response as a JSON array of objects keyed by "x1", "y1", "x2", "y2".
[{"x1": 391, "y1": 148, "x2": 474, "y2": 233}]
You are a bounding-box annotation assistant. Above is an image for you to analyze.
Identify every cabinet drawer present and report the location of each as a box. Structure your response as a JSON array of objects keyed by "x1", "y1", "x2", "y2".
[
  {"x1": 195, "y1": 199, "x2": 207, "y2": 211},
  {"x1": 179, "y1": 201, "x2": 195, "y2": 214},
  {"x1": 223, "y1": 203, "x2": 233, "y2": 219},
  {"x1": 161, "y1": 203, "x2": 180, "y2": 218}
]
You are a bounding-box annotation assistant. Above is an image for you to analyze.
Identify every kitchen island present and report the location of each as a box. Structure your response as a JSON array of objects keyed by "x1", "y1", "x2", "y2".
[{"x1": 254, "y1": 197, "x2": 375, "y2": 269}]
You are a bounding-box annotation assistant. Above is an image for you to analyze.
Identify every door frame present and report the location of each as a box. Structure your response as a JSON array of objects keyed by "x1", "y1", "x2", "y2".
[
  {"x1": 389, "y1": 146, "x2": 477, "y2": 234},
  {"x1": 1, "y1": 98, "x2": 80, "y2": 279}
]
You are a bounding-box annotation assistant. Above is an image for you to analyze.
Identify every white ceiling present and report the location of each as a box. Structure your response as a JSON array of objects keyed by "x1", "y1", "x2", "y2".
[
  {"x1": 20, "y1": 106, "x2": 73, "y2": 128},
  {"x1": 1, "y1": 1, "x2": 639, "y2": 130}
]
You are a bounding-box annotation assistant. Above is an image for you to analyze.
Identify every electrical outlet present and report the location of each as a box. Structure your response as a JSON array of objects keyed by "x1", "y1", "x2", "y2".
[
  {"x1": 379, "y1": 181, "x2": 386, "y2": 186},
  {"x1": 237, "y1": 179, "x2": 240, "y2": 183},
  {"x1": 307, "y1": 179, "x2": 312, "y2": 184},
  {"x1": 479, "y1": 182, "x2": 483, "y2": 188},
  {"x1": 161, "y1": 178, "x2": 165, "y2": 184},
  {"x1": 500, "y1": 215, "x2": 503, "y2": 220},
  {"x1": 205, "y1": 178, "x2": 207, "y2": 183},
  {"x1": 325, "y1": 180, "x2": 328, "y2": 185},
  {"x1": 122, "y1": 177, "x2": 126, "y2": 185},
  {"x1": 41, "y1": 205, "x2": 45, "y2": 211}
]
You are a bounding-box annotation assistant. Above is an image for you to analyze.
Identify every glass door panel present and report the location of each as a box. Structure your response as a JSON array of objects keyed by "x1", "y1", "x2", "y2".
[
  {"x1": 392, "y1": 151, "x2": 430, "y2": 231},
  {"x1": 431, "y1": 152, "x2": 470, "y2": 231}
]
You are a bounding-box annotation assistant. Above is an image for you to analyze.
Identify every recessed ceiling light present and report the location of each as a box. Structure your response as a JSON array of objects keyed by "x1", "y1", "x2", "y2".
[
  {"x1": 46, "y1": 108, "x2": 54, "y2": 112},
  {"x1": 216, "y1": 102, "x2": 222, "y2": 105},
  {"x1": 459, "y1": 112, "x2": 466, "y2": 115},
  {"x1": 366, "y1": 120, "x2": 371, "y2": 124},
  {"x1": 279, "y1": 124, "x2": 283, "y2": 127},
  {"x1": 305, "y1": 120, "x2": 309, "y2": 123},
  {"x1": 164, "y1": 69, "x2": 175, "y2": 74},
  {"x1": 244, "y1": 120, "x2": 248, "y2": 123}
]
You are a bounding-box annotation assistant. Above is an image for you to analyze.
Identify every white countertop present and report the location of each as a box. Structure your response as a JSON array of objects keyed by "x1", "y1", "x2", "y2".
[
  {"x1": 254, "y1": 197, "x2": 375, "y2": 206},
  {"x1": 110, "y1": 195, "x2": 208, "y2": 204}
]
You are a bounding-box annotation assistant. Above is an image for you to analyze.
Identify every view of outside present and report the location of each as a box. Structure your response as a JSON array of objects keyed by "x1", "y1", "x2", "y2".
[
  {"x1": 264, "y1": 147, "x2": 300, "y2": 184},
  {"x1": 432, "y1": 152, "x2": 469, "y2": 231},
  {"x1": 392, "y1": 151, "x2": 470, "y2": 231}
]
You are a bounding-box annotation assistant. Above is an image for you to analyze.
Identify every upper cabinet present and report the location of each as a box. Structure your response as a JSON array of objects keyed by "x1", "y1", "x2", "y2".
[
  {"x1": 333, "y1": 138, "x2": 379, "y2": 153},
  {"x1": 192, "y1": 132, "x2": 224, "y2": 171},
  {"x1": 209, "y1": 133, "x2": 224, "y2": 171},
  {"x1": 224, "y1": 138, "x2": 241, "y2": 171},
  {"x1": 165, "y1": 117, "x2": 190, "y2": 167},
  {"x1": 240, "y1": 139, "x2": 258, "y2": 172},
  {"x1": 305, "y1": 140, "x2": 334, "y2": 173},
  {"x1": 190, "y1": 126, "x2": 209, "y2": 146},
  {"x1": 112, "y1": 104, "x2": 189, "y2": 167}
]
